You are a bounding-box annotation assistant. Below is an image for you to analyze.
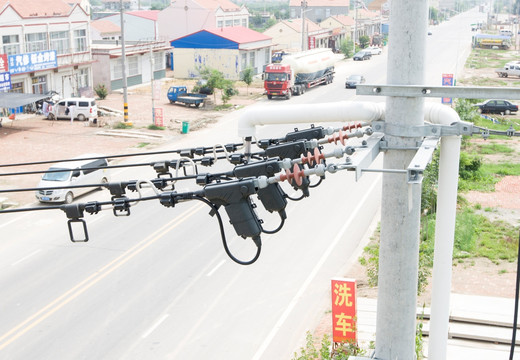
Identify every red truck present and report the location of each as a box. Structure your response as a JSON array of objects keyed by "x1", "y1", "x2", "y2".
[{"x1": 264, "y1": 48, "x2": 336, "y2": 100}]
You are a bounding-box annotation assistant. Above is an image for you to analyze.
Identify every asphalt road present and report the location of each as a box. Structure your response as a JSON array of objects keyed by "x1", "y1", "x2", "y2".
[{"x1": 0, "y1": 7, "x2": 487, "y2": 360}]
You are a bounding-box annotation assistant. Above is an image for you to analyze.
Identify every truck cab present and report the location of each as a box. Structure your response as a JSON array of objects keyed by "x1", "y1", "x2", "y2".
[{"x1": 264, "y1": 64, "x2": 295, "y2": 99}]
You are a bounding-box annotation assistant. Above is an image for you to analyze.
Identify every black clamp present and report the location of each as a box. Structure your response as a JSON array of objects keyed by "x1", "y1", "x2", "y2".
[{"x1": 60, "y1": 203, "x2": 89, "y2": 243}]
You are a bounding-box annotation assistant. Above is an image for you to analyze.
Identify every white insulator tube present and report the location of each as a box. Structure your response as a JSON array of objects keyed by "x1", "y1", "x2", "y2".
[{"x1": 237, "y1": 101, "x2": 385, "y2": 138}]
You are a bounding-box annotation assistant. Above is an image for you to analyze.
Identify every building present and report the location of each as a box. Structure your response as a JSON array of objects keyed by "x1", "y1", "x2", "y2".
[
  {"x1": 170, "y1": 26, "x2": 272, "y2": 80},
  {"x1": 289, "y1": 0, "x2": 350, "y2": 23},
  {"x1": 91, "y1": 19, "x2": 121, "y2": 41},
  {"x1": 0, "y1": 0, "x2": 94, "y2": 98},
  {"x1": 100, "y1": 10, "x2": 160, "y2": 41},
  {"x1": 263, "y1": 18, "x2": 331, "y2": 52},
  {"x1": 158, "y1": 0, "x2": 250, "y2": 43},
  {"x1": 319, "y1": 15, "x2": 354, "y2": 51},
  {"x1": 102, "y1": 0, "x2": 132, "y2": 11},
  {"x1": 91, "y1": 40, "x2": 169, "y2": 91}
]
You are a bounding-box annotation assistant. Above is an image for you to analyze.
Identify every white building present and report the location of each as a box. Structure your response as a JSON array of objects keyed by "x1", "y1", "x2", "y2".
[{"x1": 0, "y1": 0, "x2": 94, "y2": 99}]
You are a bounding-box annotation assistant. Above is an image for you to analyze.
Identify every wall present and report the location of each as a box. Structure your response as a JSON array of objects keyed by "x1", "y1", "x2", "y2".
[{"x1": 173, "y1": 48, "x2": 240, "y2": 79}]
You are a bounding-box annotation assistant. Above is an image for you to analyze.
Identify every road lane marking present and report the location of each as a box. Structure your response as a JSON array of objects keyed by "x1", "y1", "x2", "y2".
[
  {"x1": 251, "y1": 175, "x2": 381, "y2": 360},
  {"x1": 0, "y1": 203, "x2": 204, "y2": 351},
  {"x1": 0, "y1": 213, "x2": 31, "y2": 230},
  {"x1": 11, "y1": 249, "x2": 42, "y2": 266},
  {"x1": 167, "y1": 271, "x2": 242, "y2": 359},
  {"x1": 206, "y1": 259, "x2": 225, "y2": 277},
  {"x1": 141, "y1": 314, "x2": 170, "y2": 339}
]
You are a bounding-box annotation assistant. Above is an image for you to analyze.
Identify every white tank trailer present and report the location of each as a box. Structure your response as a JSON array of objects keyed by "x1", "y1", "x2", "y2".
[{"x1": 281, "y1": 48, "x2": 336, "y2": 83}]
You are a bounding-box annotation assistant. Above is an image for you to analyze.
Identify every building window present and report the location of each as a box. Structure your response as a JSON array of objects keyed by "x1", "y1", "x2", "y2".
[
  {"x1": 153, "y1": 52, "x2": 163, "y2": 71},
  {"x1": 242, "y1": 19, "x2": 247, "y2": 27},
  {"x1": 2, "y1": 35, "x2": 20, "y2": 56},
  {"x1": 249, "y1": 52, "x2": 255, "y2": 67},
  {"x1": 217, "y1": 20, "x2": 223, "y2": 27},
  {"x1": 31, "y1": 75, "x2": 47, "y2": 94},
  {"x1": 241, "y1": 53, "x2": 247, "y2": 70},
  {"x1": 25, "y1": 33, "x2": 48, "y2": 52},
  {"x1": 11, "y1": 81, "x2": 23, "y2": 93},
  {"x1": 50, "y1": 31, "x2": 70, "y2": 55},
  {"x1": 128, "y1": 56, "x2": 139, "y2": 76},
  {"x1": 234, "y1": 19, "x2": 240, "y2": 26},
  {"x1": 77, "y1": 68, "x2": 89, "y2": 89},
  {"x1": 225, "y1": 20, "x2": 232, "y2": 27},
  {"x1": 111, "y1": 58, "x2": 123, "y2": 80},
  {"x1": 265, "y1": 49, "x2": 270, "y2": 64},
  {"x1": 73, "y1": 29, "x2": 87, "y2": 52}
]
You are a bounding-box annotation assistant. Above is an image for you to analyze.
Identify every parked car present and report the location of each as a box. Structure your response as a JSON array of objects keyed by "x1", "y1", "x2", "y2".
[
  {"x1": 365, "y1": 46, "x2": 382, "y2": 55},
  {"x1": 345, "y1": 74, "x2": 366, "y2": 88},
  {"x1": 353, "y1": 51, "x2": 372, "y2": 61},
  {"x1": 474, "y1": 99, "x2": 518, "y2": 115},
  {"x1": 47, "y1": 97, "x2": 98, "y2": 122},
  {"x1": 35, "y1": 154, "x2": 110, "y2": 204}
]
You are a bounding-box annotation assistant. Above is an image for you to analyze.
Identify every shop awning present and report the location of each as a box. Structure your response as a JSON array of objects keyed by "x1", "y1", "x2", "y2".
[{"x1": 0, "y1": 93, "x2": 49, "y2": 108}]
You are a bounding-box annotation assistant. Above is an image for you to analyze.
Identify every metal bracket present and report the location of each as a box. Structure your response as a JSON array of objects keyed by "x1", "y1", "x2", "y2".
[
  {"x1": 344, "y1": 133, "x2": 384, "y2": 181},
  {"x1": 371, "y1": 120, "x2": 474, "y2": 138},
  {"x1": 407, "y1": 137, "x2": 440, "y2": 184},
  {"x1": 356, "y1": 84, "x2": 520, "y2": 100}
]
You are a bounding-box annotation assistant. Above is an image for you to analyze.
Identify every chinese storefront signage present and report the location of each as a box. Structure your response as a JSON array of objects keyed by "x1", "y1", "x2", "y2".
[
  {"x1": 0, "y1": 54, "x2": 8, "y2": 72},
  {"x1": 308, "y1": 36, "x2": 316, "y2": 50},
  {"x1": 8, "y1": 50, "x2": 58, "y2": 75},
  {"x1": 442, "y1": 73, "x2": 454, "y2": 105},
  {"x1": 0, "y1": 72, "x2": 11, "y2": 91},
  {"x1": 154, "y1": 107, "x2": 164, "y2": 127},
  {"x1": 331, "y1": 278, "x2": 357, "y2": 343}
]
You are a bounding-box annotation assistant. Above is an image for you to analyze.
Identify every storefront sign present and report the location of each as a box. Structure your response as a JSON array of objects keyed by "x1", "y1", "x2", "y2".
[
  {"x1": 442, "y1": 73, "x2": 454, "y2": 105},
  {"x1": 308, "y1": 36, "x2": 316, "y2": 50},
  {"x1": 0, "y1": 72, "x2": 11, "y2": 91},
  {"x1": 154, "y1": 107, "x2": 164, "y2": 126},
  {"x1": 331, "y1": 278, "x2": 357, "y2": 343},
  {"x1": 8, "y1": 50, "x2": 57, "y2": 75},
  {"x1": 0, "y1": 54, "x2": 8, "y2": 72}
]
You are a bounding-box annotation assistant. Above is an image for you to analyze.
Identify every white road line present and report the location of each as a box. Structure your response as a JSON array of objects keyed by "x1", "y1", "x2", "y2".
[
  {"x1": 11, "y1": 249, "x2": 42, "y2": 266},
  {"x1": 206, "y1": 259, "x2": 225, "y2": 277},
  {"x1": 141, "y1": 314, "x2": 170, "y2": 339},
  {"x1": 251, "y1": 175, "x2": 381, "y2": 360},
  {"x1": 0, "y1": 213, "x2": 31, "y2": 230}
]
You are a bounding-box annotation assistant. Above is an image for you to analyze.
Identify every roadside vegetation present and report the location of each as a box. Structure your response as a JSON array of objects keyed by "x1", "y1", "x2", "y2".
[{"x1": 359, "y1": 48, "x2": 520, "y2": 297}]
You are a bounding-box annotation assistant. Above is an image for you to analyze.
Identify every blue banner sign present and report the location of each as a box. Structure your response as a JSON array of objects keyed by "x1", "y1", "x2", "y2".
[
  {"x1": 8, "y1": 50, "x2": 57, "y2": 75},
  {"x1": 0, "y1": 71, "x2": 11, "y2": 91}
]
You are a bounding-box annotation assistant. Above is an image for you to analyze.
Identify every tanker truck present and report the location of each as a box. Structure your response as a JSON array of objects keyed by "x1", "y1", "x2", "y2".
[{"x1": 264, "y1": 48, "x2": 336, "y2": 100}]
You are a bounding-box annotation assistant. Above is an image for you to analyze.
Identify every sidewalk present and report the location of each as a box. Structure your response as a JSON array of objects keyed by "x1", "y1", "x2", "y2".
[{"x1": 357, "y1": 293, "x2": 520, "y2": 359}]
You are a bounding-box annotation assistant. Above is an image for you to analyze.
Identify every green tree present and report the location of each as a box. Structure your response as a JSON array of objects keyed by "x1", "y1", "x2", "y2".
[
  {"x1": 199, "y1": 67, "x2": 235, "y2": 104},
  {"x1": 339, "y1": 39, "x2": 354, "y2": 58},
  {"x1": 240, "y1": 67, "x2": 254, "y2": 94},
  {"x1": 359, "y1": 35, "x2": 370, "y2": 49}
]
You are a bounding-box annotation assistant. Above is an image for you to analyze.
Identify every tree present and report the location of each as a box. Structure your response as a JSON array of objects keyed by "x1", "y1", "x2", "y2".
[
  {"x1": 359, "y1": 35, "x2": 370, "y2": 49},
  {"x1": 240, "y1": 67, "x2": 254, "y2": 94},
  {"x1": 339, "y1": 39, "x2": 354, "y2": 58},
  {"x1": 199, "y1": 67, "x2": 236, "y2": 105}
]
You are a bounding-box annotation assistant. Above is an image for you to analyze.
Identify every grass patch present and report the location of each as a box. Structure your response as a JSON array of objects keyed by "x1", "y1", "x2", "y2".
[
  {"x1": 136, "y1": 142, "x2": 150, "y2": 148},
  {"x1": 147, "y1": 124, "x2": 165, "y2": 130},
  {"x1": 458, "y1": 162, "x2": 520, "y2": 192},
  {"x1": 472, "y1": 143, "x2": 514, "y2": 154},
  {"x1": 465, "y1": 49, "x2": 512, "y2": 69},
  {"x1": 113, "y1": 122, "x2": 133, "y2": 129},
  {"x1": 214, "y1": 104, "x2": 234, "y2": 111}
]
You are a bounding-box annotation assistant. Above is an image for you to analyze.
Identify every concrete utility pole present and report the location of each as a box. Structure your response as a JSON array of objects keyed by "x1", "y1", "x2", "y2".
[
  {"x1": 375, "y1": 0, "x2": 428, "y2": 359},
  {"x1": 301, "y1": 0, "x2": 307, "y2": 51},
  {"x1": 120, "y1": 0, "x2": 129, "y2": 123}
]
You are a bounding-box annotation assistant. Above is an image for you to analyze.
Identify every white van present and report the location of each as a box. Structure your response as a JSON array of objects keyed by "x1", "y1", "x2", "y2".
[
  {"x1": 48, "y1": 98, "x2": 98, "y2": 122},
  {"x1": 35, "y1": 154, "x2": 110, "y2": 204}
]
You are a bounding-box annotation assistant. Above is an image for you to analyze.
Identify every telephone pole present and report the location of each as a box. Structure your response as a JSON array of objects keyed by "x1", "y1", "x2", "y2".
[
  {"x1": 375, "y1": 0, "x2": 428, "y2": 358},
  {"x1": 120, "y1": 0, "x2": 129, "y2": 123}
]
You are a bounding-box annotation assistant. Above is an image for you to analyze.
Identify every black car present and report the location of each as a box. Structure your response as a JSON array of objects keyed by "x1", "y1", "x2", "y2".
[
  {"x1": 345, "y1": 74, "x2": 366, "y2": 88},
  {"x1": 353, "y1": 51, "x2": 371, "y2": 61},
  {"x1": 474, "y1": 99, "x2": 518, "y2": 115}
]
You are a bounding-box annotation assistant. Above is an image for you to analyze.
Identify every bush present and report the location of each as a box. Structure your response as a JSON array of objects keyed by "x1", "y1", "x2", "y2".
[{"x1": 94, "y1": 84, "x2": 108, "y2": 100}]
